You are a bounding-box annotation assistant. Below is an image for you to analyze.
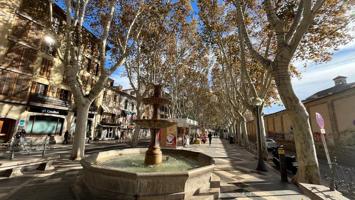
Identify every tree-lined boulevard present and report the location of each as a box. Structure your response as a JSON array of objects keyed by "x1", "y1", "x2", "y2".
[{"x1": 0, "y1": 0, "x2": 354, "y2": 199}]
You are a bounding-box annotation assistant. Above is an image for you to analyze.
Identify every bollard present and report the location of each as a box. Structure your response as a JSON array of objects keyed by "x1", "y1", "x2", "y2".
[
  {"x1": 278, "y1": 145, "x2": 288, "y2": 182},
  {"x1": 9, "y1": 136, "x2": 15, "y2": 160},
  {"x1": 42, "y1": 135, "x2": 48, "y2": 157},
  {"x1": 10, "y1": 147, "x2": 15, "y2": 160},
  {"x1": 42, "y1": 142, "x2": 46, "y2": 157}
]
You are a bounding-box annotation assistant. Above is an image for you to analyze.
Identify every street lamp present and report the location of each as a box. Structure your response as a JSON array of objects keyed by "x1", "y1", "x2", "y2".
[
  {"x1": 253, "y1": 97, "x2": 268, "y2": 172},
  {"x1": 44, "y1": 34, "x2": 56, "y2": 46}
]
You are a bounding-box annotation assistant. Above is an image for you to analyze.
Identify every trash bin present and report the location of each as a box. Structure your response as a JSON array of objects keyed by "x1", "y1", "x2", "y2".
[{"x1": 229, "y1": 136, "x2": 234, "y2": 144}]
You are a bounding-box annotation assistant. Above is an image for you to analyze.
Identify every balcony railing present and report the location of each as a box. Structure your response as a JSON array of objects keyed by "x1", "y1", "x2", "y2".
[{"x1": 29, "y1": 94, "x2": 70, "y2": 108}]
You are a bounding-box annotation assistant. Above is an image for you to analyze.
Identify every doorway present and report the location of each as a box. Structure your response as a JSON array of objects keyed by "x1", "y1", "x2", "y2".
[{"x1": 0, "y1": 118, "x2": 16, "y2": 143}]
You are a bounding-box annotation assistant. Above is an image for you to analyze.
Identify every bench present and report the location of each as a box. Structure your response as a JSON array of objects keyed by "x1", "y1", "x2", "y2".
[{"x1": 0, "y1": 155, "x2": 59, "y2": 178}]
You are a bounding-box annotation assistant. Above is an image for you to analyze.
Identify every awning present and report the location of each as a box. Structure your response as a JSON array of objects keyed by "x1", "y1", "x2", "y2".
[
  {"x1": 98, "y1": 124, "x2": 120, "y2": 128},
  {"x1": 101, "y1": 105, "x2": 110, "y2": 113},
  {"x1": 101, "y1": 105, "x2": 120, "y2": 115},
  {"x1": 121, "y1": 110, "x2": 136, "y2": 116}
]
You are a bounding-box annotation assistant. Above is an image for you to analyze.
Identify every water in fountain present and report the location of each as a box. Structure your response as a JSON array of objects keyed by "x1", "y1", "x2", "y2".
[{"x1": 97, "y1": 153, "x2": 201, "y2": 173}]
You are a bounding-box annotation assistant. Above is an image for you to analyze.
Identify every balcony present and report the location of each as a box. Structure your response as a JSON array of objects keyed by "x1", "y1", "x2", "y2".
[
  {"x1": 28, "y1": 94, "x2": 70, "y2": 109},
  {"x1": 100, "y1": 118, "x2": 121, "y2": 126}
]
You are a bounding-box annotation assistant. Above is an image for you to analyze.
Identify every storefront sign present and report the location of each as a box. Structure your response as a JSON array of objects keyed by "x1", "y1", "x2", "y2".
[
  {"x1": 29, "y1": 106, "x2": 68, "y2": 115},
  {"x1": 41, "y1": 108, "x2": 59, "y2": 114}
]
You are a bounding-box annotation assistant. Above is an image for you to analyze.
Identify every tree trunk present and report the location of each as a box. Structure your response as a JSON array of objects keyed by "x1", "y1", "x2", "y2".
[
  {"x1": 254, "y1": 107, "x2": 268, "y2": 160},
  {"x1": 234, "y1": 121, "x2": 243, "y2": 146},
  {"x1": 233, "y1": 121, "x2": 239, "y2": 144},
  {"x1": 273, "y1": 66, "x2": 320, "y2": 184},
  {"x1": 71, "y1": 102, "x2": 90, "y2": 160},
  {"x1": 131, "y1": 125, "x2": 140, "y2": 147},
  {"x1": 130, "y1": 100, "x2": 142, "y2": 147},
  {"x1": 240, "y1": 116, "x2": 249, "y2": 147},
  {"x1": 259, "y1": 112, "x2": 268, "y2": 160}
]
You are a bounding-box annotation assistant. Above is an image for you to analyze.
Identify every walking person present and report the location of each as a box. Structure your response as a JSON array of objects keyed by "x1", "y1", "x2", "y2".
[
  {"x1": 208, "y1": 132, "x2": 212, "y2": 146},
  {"x1": 18, "y1": 129, "x2": 30, "y2": 154},
  {"x1": 63, "y1": 130, "x2": 69, "y2": 144}
]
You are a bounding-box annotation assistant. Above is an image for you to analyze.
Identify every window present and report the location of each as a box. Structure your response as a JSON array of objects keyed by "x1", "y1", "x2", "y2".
[
  {"x1": 2, "y1": 42, "x2": 37, "y2": 73},
  {"x1": 0, "y1": 70, "x2": 30, "y2": 99},
  {"x1": 39, "y1": 58, "x2": 52, "y2": 77},
  {"x1": 19, "y1": 0, "x2": 49, "y2": 22},
  {"x1": 52, "y1": 15, "x2": 63, "y2": 34},
  {"x1": 86, "y1": 58, "x2": 92, "y2": 72},
  {"x1": 25, "y1": 116, "x2": 64, "y2": 135},
  {"x1": 124, "y1": 100, "x2": 128, "y2": 110},
  {"x1": 95, "y1": 63, "x2": 100, "y2": 76},
  {"x1": 11, "y1": 16, "x2": 42, "y2": 47},
  {"x1": 58, "y1": 89, "x2": 70, "y2": 101},
  {"x1": 35, "y1": 83, "x2": 48, "y2": 96},
  {"x1": 13, "y1": 75, "x2": 30, "y2": 98},
  {"x1": 0, "y1": 71, "x2": 14, "y2": 95},
  {"x1": 131, "y1": 103, "x2": 134, "y2": 111}
]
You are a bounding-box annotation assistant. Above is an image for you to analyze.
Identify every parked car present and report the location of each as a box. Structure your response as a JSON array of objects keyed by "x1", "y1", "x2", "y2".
[
  {"x1": 266, "y1": 138, "x2": 278, "y2": 150},
  {"x1": 271, "y1": 148, "x2": 298, "y2": 175}
]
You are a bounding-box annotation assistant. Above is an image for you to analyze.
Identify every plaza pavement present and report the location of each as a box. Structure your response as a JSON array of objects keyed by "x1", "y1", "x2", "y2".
[
  {"x1": 184, "y1": 138, "x2": 310, "y2": 200},
  {"x1": 0, "y1": 138, "x2": 310, "y2": 200}
]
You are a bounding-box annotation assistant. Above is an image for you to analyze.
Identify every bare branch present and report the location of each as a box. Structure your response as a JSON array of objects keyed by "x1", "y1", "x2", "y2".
[{"x1": 234, "y1": 0, "x2": 272, "y2": 70}]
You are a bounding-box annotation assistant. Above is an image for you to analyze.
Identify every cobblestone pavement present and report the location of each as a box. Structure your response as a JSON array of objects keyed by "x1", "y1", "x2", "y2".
[{"x1": 0, "y1": 138, "x2": 309, "y2": 200}]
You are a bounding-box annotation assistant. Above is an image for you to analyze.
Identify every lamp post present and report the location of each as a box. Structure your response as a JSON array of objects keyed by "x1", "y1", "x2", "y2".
[
  {"x1": 253, "y1": 97, "x2": 267, "y2": 172},
  {"x1": 44, "y1": 34, "x2": 56, "y2": 46}
]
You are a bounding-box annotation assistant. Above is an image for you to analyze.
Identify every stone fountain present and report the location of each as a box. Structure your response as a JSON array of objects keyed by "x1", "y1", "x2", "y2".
[
  {"x1": 72, "y1": 85, "x2": 218, "y2": 200},
  {"x1": 134, "y1": 84, "x2": 175, "y2": 165}
]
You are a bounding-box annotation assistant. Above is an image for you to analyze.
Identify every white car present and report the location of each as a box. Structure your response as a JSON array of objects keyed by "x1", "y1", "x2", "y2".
[{"x1": 266, "y1": 138, "x2": 278, "y2": 150}]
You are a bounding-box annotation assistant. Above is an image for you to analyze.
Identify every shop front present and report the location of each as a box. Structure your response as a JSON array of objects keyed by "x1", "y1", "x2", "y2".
[{"x1": 24, "y1": 106, "x2": 68, "y2": 144}]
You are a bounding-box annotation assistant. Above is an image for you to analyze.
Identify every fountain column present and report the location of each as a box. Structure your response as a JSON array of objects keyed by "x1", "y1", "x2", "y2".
[{"x1": 144, "y1": 85, "x2": 163, "y2": 165}]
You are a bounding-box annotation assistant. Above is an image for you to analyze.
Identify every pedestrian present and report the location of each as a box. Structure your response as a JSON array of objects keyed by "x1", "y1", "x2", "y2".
[
  {"x1": 208, "y1": 132, "x2": 212, "y2": 146},
  {"x1": 18, "y1": 129, "x2": 29, "y2": 153},
  {"x1": 63, "y1": 130, "x2": 69, "y2": 144}
]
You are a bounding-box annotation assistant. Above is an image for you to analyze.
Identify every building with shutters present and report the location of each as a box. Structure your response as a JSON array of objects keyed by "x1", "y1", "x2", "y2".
[
  {"x1": 0, "y1": 0, "x2": 102, "y2": 144},
  {"x1": 93, "y1": 79, "x2": 137, "y2": 141}
]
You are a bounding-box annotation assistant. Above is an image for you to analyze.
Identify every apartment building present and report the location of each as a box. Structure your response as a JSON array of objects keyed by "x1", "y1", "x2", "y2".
[
  {"x1": 0, "y1": 0, "x2": 101, "y2": 144},
  {"x1": 94, "y1": 79, "x2": 137, "y2": 140}
]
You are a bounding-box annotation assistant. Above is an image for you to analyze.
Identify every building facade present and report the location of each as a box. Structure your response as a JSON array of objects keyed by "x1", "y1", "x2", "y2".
[
  {"x1": 0, "y1": 0, "x2": 118, "y2": 144},
  {"x1": 247, "y1": 76, "x2": 355, "y2": 150},
  {"x1": 94, "y1": 79, "x2": 137, "y2": 140}
]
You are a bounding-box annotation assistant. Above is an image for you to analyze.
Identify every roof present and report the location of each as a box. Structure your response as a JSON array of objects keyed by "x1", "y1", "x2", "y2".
[
  {"x1": 333, "y1": 76, "x2": 347, "y2": 80},
  {"x1": 304, "y1": 82, "x2": 355, "y2": 103}
]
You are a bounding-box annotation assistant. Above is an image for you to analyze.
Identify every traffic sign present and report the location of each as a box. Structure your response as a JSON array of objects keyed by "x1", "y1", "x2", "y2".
[{"x1": 315, "y1": 112, "x2": 325, "y2": 129}]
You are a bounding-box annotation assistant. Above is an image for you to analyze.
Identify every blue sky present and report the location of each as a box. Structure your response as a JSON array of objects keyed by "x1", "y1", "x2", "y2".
[{"x1": 264, "y1": 40, "x2": 355, "y2": 114}]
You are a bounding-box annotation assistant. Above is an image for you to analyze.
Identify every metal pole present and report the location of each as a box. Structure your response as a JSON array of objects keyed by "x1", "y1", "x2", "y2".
[
  {"x1": 320, "y1": 132, "x2": 334, "y2": 190},
  {"x1": 256, "y1": 106, "x2": 267, "y2": 171},
  {"x1": 42, "y1": 135, "x2": 48, "y2": 157}
]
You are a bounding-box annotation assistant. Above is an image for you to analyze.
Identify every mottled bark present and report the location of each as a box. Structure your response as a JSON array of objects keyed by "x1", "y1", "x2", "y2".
[
  {"x1": 253, "y1": 107, "x2": 268, "y2": 160},
  {"x1": 130, "y1": 97, "x2": 143, "y2": 147},
  {"x1": 273, "y1": 66, "x2": 320, "y2": 184},
  {"x1": 71, "y1": 102, "x2": 90, "y2": 160},
  {"x1": 240, "y1": 117, "x2": 249, "y2": 147}
]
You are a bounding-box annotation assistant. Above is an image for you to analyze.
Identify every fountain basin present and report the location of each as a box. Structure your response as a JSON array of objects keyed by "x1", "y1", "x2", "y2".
[{"x1": 73, "y1": 148, "x2": 215, "y2": 200}]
